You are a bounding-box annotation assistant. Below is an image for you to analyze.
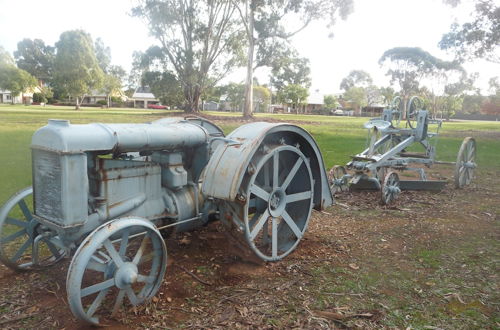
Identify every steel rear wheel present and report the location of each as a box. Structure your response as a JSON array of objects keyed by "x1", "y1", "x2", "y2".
[
  {"x1": 381, "y1": 171, "x2": 401, "y2": 205},
  {"x1": 67, "y1": 217, "x2": 167, "y2": 325},
  {"x1": 454, "y1": 137, "x2": 476, "y2": 188},
  {"x1": 0, "y1": 186, "x2": 65, "y2": 271},
  {"x1": 244, "y1": 145, "x2": 314, "y2": 261}
]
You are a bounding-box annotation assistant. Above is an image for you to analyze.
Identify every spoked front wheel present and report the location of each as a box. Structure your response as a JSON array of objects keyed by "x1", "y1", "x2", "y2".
[
  {"x1": 454, "y1": 137, "x2": 476, "y2": 189},
  {"x1": 67, "y1": 217, "x2": 167, "y2": 325},
  {"x1": 0, "y1": 187, "x2": 65, "y2": 271}
]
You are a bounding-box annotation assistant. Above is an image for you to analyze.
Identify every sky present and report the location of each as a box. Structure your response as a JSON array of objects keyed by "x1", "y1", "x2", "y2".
[{"x1": 0, "y1": 0, "x2": 498, "y2": 95}]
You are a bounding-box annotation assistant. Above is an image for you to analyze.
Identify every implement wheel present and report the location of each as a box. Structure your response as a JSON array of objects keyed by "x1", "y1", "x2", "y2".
[
  {"x1": 381, "y1": 171, "x2": 401, "y2": 205},
  {"x1": 454, "y1": 137, "x2": 476, "y2": 188},
  {"x1": 328, "y1": 165, "x2": 349, "y2": 194}
]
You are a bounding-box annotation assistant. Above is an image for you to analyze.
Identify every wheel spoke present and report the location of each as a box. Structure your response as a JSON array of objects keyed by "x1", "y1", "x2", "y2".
[
  {"x1": 271, "y1": 217, "x2": 278, "y2": 258},
  {"x1": 263, "y1": 160, "x2": 270, "y2": 189},
  {"x1": 119, "y1": 227, "x2": 130, "y2": 257},
  {"x1": 44, "y1": 239, "x2": 61, "y2": 259},
  {"x1": 137, "y1": 274, "x2": 154, "y2": 284},
  {"x1": 286, "y1": 190, "x2": 312, "y2": 203},
  {"x1": 86, "y1": 287, "x2": 109, "y2": 317},
  {"x1": 111, "y1": 289, "x2": 126, "y2": 316},
  {"x1": 1, "y1": 229, "x2": 26, "y2": 243},
  {"x1": 281, "y1": 157, "x2": 303, "y2": 191},
  {"x1": 282, "y1": 211, "x2": 302, "y2": 239},
  {"x1": 17, "y1": 199, "x2": 32, "y2": 221},
  {"x1": 10, "y1": 238, "x2": 31, "y2": 262},
  {"x1": 5, "y1": 217, "x2": 28, "y2": 228},
  {"x1": 132, "y1": 234, "x2": 149, "y2": 265},
  {"x1": 273, "y1": 152, "x2": 279, "y2": 189},
  {"x1": 249, "y1": 210, "x2": 270, "y2": 241},
  {"x1": 81, "y1": 278, "x2": 115, "y2": 298},
  {"x1": 103, "y1": 239, "x2": 124, "y2": 267},
  {"x1": 126, "y1": 287, "x2": 139, "y2": 306},
  {"x1": 86, "y1": 259, "x2": 107, "y2": 272},
  {"x1": 250, "y1": 184, "x2": 270, "y2": 201}
]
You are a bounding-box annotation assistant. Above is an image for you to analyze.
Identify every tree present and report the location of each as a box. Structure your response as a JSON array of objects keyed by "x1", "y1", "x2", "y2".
[
  {"x1": 94, "y1": 37, "x2": 111, "y2": 73},
  {"x1": 343, "y1": 86, "x2": 367, "y2": 114},
  {"x1": 281, "y1": 84, "x2": 308, "y2": 114},
  {"x1": 440, "y1": 0, "x2": 499, "y2": 63},
  {"x1": 270, "y1": 54, "x2": 311, "y2": 94},
  {"x1": 14, "y1": 38, "x2": 54, "y2": 83},
  {"x1": 323, "y1": 94, "x2": 339, "y2": 110},
  {"x1": 132, "y1": 0, "x2": 244, "y2": 113},
  {"x1": 0, "y1": 46, "x2": 15, "y2": 65},
  {"x1": 379, "y1": 86, "x2": 395, "y2": 105},
  {"x1": 0, "y1": 64, "x2": 37, "y2": 104},
  {"x1": 233, "y1": 0, "x2": 354, "y2": 117},
  {"x1": 379, "y1": 47, "x2": 463, "y2": 116},
  {"x1": 481, "y1": 76, "x2": 500, "y2": 119},
  {"x1": 340, "y1": 70, "x2": 372, "y2": 91},
  {"x1": 253, "y1": 85, "x2": 271, "y2": 112},
  {"x1": 53, "y1": 30, "x2": 104, "y2": 110}
]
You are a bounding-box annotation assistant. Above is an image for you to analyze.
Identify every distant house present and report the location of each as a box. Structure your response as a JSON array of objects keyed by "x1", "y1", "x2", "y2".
[
  {"x1": 304, "y1": 91, "x2": 324, "y2": 113},
  {"x1": 82, "y1": 89, "x2": 128, "y2": 105},
  {"x1": 0, "y1": 86, "x2": 41, "y2": 104},
  {"x1": 131, "y1": 87, "x2": 160, "y2": 108},
  {"x1": 203, "y1": 101, "x2": 219, "y2": 111}
]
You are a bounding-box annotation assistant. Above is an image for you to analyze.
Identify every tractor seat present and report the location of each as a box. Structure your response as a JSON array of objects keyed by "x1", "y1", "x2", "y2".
[{"x1": 363, "y1": 119, "x2": 391, "y2": 130}]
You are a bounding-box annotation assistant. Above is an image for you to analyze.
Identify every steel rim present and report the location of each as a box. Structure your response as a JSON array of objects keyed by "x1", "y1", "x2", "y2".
[
  {"x1": 0, "y1": 186, "x2": 64, "y2": 271},
  {"x1": 244, "y1": 145, "x2": 314, "y2": 261},
  {"x1": 455, "y1": 137, "x2": 476, "y2": 188},
  {"x1": 66, "y1": 218, "x2": 167, "y2": 325},
  {"x1": 381, "y1": 171, "x2": 400, "y2": 205}
]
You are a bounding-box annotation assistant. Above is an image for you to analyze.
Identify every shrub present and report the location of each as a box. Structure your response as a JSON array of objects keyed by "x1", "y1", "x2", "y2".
[
  {"x1": 33, "y1": 93, "x2": 47, "y2": 103},
  {"x1": 96, "y1": 100, "x2": 107, "y2": 106}
]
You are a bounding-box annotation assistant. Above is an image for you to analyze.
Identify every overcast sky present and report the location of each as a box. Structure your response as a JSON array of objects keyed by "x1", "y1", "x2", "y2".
[{"x1": 0, "y1": 0, "x2": 498, "y2": 94}]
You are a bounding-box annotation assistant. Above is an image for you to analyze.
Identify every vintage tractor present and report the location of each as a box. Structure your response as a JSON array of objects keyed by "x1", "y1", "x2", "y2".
[{"x1": 0, "y1": 117, "x2": 332, "y2": 325}]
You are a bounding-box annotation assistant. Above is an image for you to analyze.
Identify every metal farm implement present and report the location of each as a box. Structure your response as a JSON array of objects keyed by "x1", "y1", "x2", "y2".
[
  {"x1": 329, "y1": 96, "x2": 477, "y2": 204},
  {"x1": 0, "y1": 117, "x2": 333, "y2": 325}
]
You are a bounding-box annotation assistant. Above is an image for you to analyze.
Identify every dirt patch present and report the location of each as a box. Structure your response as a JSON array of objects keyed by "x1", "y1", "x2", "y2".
[{"x1": 0, "y1": 166, "x2": 498, "y2": 329}]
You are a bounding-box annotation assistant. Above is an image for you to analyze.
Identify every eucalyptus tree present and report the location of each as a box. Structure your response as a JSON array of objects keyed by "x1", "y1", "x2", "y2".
[
  {"x1": 14, "y1": 38, "x2": 54, "y2": 83},
  {"x1": 440, "y1": 0, "x2": 499, "y2": 63},
  {"x1": 232, "y1": 0, "x2": 354, "y2": 117},
  {"x1": 379, "y1": 47, "x2": 464, "y2": 116},
  {"x1": 339, "y1": 70, "x2": 372, "y2": 91},
  {"x1": 53, "y1": 30, "x2": 104, "y2": 110},
  {"x1": 133, "y1": 0, "x2": 245, "y2": 113}
]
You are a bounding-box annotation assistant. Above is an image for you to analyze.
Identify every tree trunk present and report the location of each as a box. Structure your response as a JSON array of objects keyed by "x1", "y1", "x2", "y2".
[
  {"x1": 243, "y1": 2, "x2": 255, "y2": 119},
  {"x1": 107, "y1": 95, "x2": 110, "y2": 108},
  {"x1": 75, "y1": 96, "x2": 80, "y2": 110},
  {"x1": 184, "y1": 85, "x2": 200, "y2": 113}
]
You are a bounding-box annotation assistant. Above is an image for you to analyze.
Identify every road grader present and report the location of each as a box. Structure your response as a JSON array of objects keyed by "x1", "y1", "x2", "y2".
[{"x1": 0, "y1": 117, "x2": 332, "y2": 325}]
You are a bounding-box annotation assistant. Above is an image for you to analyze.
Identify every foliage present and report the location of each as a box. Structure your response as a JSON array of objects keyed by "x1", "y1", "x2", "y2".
[
  {"x1": 32, "y1": 92, "x2": 47, "y2": 103},
  {"x1": 0, "y1": 63, "x2": 37, "y2": 102},
  {"x1": 379, "y1": 86, "x2": 396, "y2": 105},
  {"x1": 339, "y1": 70, "x2": 372, "y2": 91},
  {"x1": 96, "y1": 100, "x2": 108, "y2": 106},
  {"x1": 14, "y1": 38, "x2": 54, "y2": 83},
  {"x1": 440, "y1": 0, "x2": 499, "y2": 63},
  {"x1": 94, "y1": 37, "x2": 111, "y2": 73},
  {"x1": 343, "y1": 86, "x2": 367, "y2": 112},
  {"x1": 235, "y1": 0, "x2": 354, "y2": 117},
  {"x1": 481, "y1": 77, "x2": 500, "y2": 118},
  {"x1": 133, "y1": 0, "x2": 245, "y2": 113},
  {"x1": 0, "y1": 46, "x2": 15, "y2": 66},
  {"x1": 252, "y1": 85, "x2": 271, "y2": 112},
  {"x1": 323, "y1": 94, "x2": 339, "y2": 110},
  {"x1": 53, "y1": 30, "x2": 104, "y2": 109},
  {"x1": 270, "y1": 54, "x2": 311, "y2": 93},
  {"x1": 379, "y1": 47, "x2": 464, "y2": 113},
  {"x1": 281, "y1": 84, "x2": 308, "y2": 113}
]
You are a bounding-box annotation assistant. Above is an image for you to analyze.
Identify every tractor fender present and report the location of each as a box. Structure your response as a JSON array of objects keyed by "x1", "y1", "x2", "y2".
[{"x1": 201, "y1": 122, "x2": 333, "y2": 210}]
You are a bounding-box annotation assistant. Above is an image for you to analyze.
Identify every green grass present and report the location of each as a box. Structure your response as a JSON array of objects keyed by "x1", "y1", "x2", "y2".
[{"x1": 1, "y1": 104, "x2": 499, "y2": 204}]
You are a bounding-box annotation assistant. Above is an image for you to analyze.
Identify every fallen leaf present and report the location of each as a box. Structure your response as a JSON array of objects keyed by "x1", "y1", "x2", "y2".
[{"x1": 349, "y1": 263, "x2": 359, "y2": 270}]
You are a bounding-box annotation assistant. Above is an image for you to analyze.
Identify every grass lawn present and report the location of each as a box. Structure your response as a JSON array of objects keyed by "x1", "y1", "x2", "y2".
[{"x1": 0, "y1": 104, "x2": 498, "y2": 328}]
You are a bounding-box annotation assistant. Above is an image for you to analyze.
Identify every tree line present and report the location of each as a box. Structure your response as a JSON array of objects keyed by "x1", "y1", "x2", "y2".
[{"x1": 0, "y1": 0, "x2": 498, "y2": 117}]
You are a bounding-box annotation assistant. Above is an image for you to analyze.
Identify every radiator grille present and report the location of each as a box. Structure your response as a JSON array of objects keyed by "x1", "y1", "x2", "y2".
[{"x1": 32, "y1": 149, "x2": 63, "y2": 223}]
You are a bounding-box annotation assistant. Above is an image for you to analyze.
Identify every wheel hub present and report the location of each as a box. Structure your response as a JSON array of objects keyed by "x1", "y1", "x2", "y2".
[
  {"x1": 268, "y1": 189, "x2": 286, "y2": 217},
  {"x1": 114, "y1": 262, "x2": 138, "y2": 289},
  {"x1": 463, "y1": 161, "x2": 476, "y2": 169}
]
